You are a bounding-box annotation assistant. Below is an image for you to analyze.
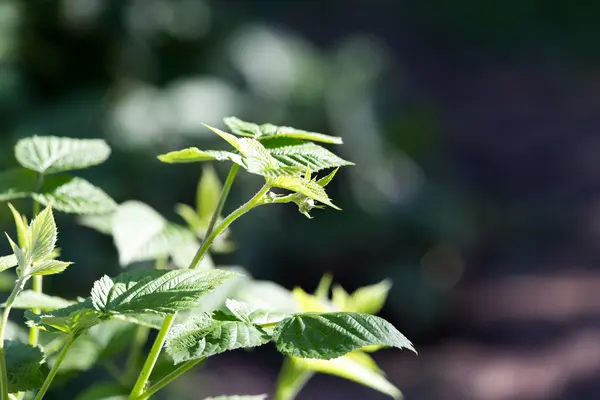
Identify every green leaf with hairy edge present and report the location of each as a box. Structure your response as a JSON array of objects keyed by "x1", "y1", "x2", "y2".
[
  {"x1": 225, "y1": 117, "x2": 343, "y2": 144},
  {"x1": 5, "y1": 340, "x2": 46, "y2": 392},
  {"x1": 0, "y1": 168, "x2": 37, "y2": 202},
  {"x1": 263, "y1": 140, "x2": 353, "y2": 173},
  {"x1": 268, "y1": 175, "x2": 339, "y2": 209},
  {"x1": 5, "y1": 234, "x2": 26, "y2": 269},
  {"x1": 349, "y1": 280, "x2": 392, "y2": 315},
  {"x1": 91, "y1": 269, "x2": 236, "y2": 316},
  {"x1": 204, "y1": 396, "x2": 267, "y2": 400},
  {"x1": 28, "y1": 204, "x2": 57, "y2": 264},
  {"x1": 10, "y1": 290, "x2": 73, "y2": 310},
  {"x1": 0, "y1": 255, "x2": 17, "y2": 272},
  {"x1": 34, "y1": 175, "x2": 117, "y2": 215},
  {"x1": 165, "y1": 312, "x2": 271, "y2": 364},
  {"x1": 25, "y1": 300, "x2": 101, "y2": 337},
  {"x1": 7, "y1": 203, "x2": 30, "y2": 250},
  {"x1": 273, "y1": 312, "x2": 415, "y2": 360},
  {"x1": 15, "y1": 136, "x2": 111, "y2": 174},
  {"x1": 293, "y1": 351, "x2": 401, "y2": 399},
  {"x1": 75, "y1": 383, "x2": 128, "y2": 400},
  {"x1": 158, "y1": 148, "x2": 244, "y2": 165},
  {"x1": 198, "y1": 165, "x2": 222, "y2": 222},
  {"x1": 29, "y1": 260, "x2": 73, "y2": 276}
]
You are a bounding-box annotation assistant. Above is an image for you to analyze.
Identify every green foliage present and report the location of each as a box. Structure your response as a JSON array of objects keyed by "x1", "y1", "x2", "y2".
[
  {"x1": 14, "y1": 136, "x2": 111, "y2": 175},
  {"x1": 0, "y1": 122, "x2": 414, "y2": 400},
  {"x1": 4, "y1": 340, "x2": 46, "y2": 393},
  {"x1": 90, "y1": 269, "x2": 236, "y2": 316},
  {"x1": 205, "y1": 396, "x2": 267, "y2": 400}
]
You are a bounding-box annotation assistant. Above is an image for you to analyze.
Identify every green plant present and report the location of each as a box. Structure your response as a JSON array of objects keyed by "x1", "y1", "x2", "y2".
[{"x1": 0, "y1": 118, "x2": 415, "y2": 400}]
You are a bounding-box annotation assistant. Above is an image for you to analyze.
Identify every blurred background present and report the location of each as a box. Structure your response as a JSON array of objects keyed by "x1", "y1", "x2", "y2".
[{"x1": 1, "y1": 0, "x2": 599, "y2": 399}]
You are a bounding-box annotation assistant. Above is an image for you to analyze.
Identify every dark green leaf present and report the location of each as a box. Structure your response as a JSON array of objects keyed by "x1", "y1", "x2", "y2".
[
  {"x1": 5, "y1": 340, "x2": 46, "y2": 393},
  {"x1": 273, "y1": 312, "x2": 415, "y2": 359}
]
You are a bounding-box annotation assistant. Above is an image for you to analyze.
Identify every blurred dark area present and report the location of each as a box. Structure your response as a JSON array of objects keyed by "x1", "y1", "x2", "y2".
[{"x1": 1, "y1": 0, "x2": 599, "y2": 399}]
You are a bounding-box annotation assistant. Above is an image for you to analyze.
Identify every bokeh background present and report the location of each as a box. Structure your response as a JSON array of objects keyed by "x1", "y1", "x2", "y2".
[{"x1": 1, "y1": 1, "x2": 599, "y2": 399}]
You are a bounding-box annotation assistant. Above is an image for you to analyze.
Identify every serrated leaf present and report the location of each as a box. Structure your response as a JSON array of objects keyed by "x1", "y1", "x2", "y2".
[
  {"x1": 29, "y1": 260, "x2": 73, "y2": 276},
  {"x1": 224, "y1": 299, "x2": 287, "y2": 326},
  {"x1": 224, "y1": 117, "x2": 343, "y2": 144},
  {"x1": 204, "y1": 396, "x2": 267, "y2": 400},
  {"x1": 26, "y1": 299, "x2": 101, "y2": 337},
  {"x1": 263, "y1": 140, "x2": 353, "y2": 173},
  {"x1": 5, "y1": 340, "x2": 46, "y2": 392},
  {"x1": 75, "y1": 383, "x2": 128, "y2": 400},
  {"x1": 0, "y1": 168, "x2": 37, "y2": 202},
  {"x1": 273, "y1": 312, "x2": 415, "y2": 360},
  {"x1": 198, "y1": 165, "x2": 222, "y2": 222},
  {"x1": 293, "y1": 352, "x2": 401, "y2": 398},
  {"x1": 317, "y1": 168, "x2": 339, "y2": 187},
  {"x1": 28, "y1": 204, "x2": 57, "y2": 264},
  {"x1": 34, "y1": 175, "x2": 117, "y2": 215},
  {"x1": 158, "y1": 148, "x2": 244, "y2": 166},
  {"x1": 10, "y1": 290, "x2": 73, "y2": 310},
  {"x1": 165, "y1": 312, "x2": 271, "y2": 364},
  {"x1": 15, "y1": 136, "x2": 111, "y2": 174},
  {"x1": 91, "y1": 269, "x2": 236, "y2": 316},
  {"x1": 0, "y1": 255, "x2": 17, "y2": 272},
  {"x1": 268, "y1": 175, "x2": 339, "y2": 210},
  {"x1": 7, "y1": 203, "x2": 30, "y2": 250},
  {"x1": 5, "y1": 234, "x2": 26, "y2": 269}
]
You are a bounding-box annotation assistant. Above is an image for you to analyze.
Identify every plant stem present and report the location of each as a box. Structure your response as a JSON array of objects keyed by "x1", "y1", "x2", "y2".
[
  {"x1": 0, "y1": 277, "x2": 27, "y2": 400},
  {"x1": 135, "y1": 358, "x2": 205, "y2": 400},
  {"x1": 129, "y1": 171, "x2": 273, "y2": 399},
  {"x1": 29, "y1": 180, "x2": 43, "y2": 347},
  {"x1": 33, "y1": 337, "x2": 75, "y2": 400}
]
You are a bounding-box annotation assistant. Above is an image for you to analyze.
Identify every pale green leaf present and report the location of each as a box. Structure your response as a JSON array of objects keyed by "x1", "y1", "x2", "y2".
[
  {"x1": 5, "y1": 340, "x2": 46, "y2": 393},
  {"x1": 349, "y1": 280, "x2": 392, "y2": 315},
  {"x1": 275, "y1": 357, "x2": 314, "y2": 400},
  {"x1": 75, "y1": 383, "x2": 128, "y2": 400},
  {"x1": 0, "y1": 255, "x2": 17, "y2": 272},
  {"x1": 293, "y1": 352, "x2": 401, "y2": 398},
  {"x1": 268, "y1": 175, "x2": 339, "y2": 210},
  {"x1": 224, "y1": 299, "x2": 287, "y2": 326},
  {"x1": 7, "y1": 203, "x2": 30, "y2": 250},
  {"x1": 0, "y1": 168, "x2": 37, "y2": 202},
  {"x1": 25, "y1": 299, "x2": 101, "y2": 337},
  {"x1": 34, "y1": 175, "x2": 117, "y2": 215},
  {"x1": 204, "y1": 396, "x2": 267, "y2": 400},
  {"x1": 234, "y1": 280, "x2": 297, "y2": 314},
  {"x1": 29, "y1": 260, "x2": 73, "y2": 276},
  {"x1": 317, "y1": 168, "x2": 339, "y2": 187},
  {"x1": 10, "y1": 290, "x2": 73, "y2": 310},
  {"x1": 273, "y1": 312, "x2": 415, "y2": 359},
  {"x1": 331, "y1": 285, "x2": 351, "y2": 312},
  {"x1": 224, "y1": 117, "x2": 343, "y2": 144},
  {"x1": 165, "y1": 312, "x2": 271, "y2": 364},
  {"x1": 15, "y1": 136, "x2": 111, "y2": 174},
  {"x1": 5, "y1": 234, "x2": 26, "y2": 269},
  {"x1": 143, "y1": 223, "x2": 201, "y2": 270},
  {"x1": 264, "y1": 140, "x2": 353, "y2": 173},
  {"x1": 198, "y1": 165, "x2": 222, "y2": 222},
  {"x1": 158, "y1": 148, "x2": 243, "y2": 166},
  {"x1": 91, "y1": 269, "x2": 236, "y2": 316},
  {"x1": 28, "y1": 204, "x2": 57, "y2": 264},
  {"x1": 112, "y1": 201, "x2": 165, "y2": 266},
  {"x1": 78, "y1": 213, "x2": 115, "y2": 235}
]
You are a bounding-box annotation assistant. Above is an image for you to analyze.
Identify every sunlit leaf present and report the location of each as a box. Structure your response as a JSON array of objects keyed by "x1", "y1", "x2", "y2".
[
  {"x1": 197, "y1": 165, "x2": 222, "y2": 222},
  {"x1": 28, "y1": 204, "x2": 57, "y2": 264},
  {"x1": 273, "y1": 312, "x2": 415, "y2": 359},
  {"x1": 0, "y1": 254, "x2": 17, "y2": 273},
  {"x1": 91, "y1": 269, "x2": 237, "y2": 316},
  {"x1": 7, "y1": 203, "x2": 30, "y2": 250},
  {"x1": 348, "y1": 280, "x2": 392, "y2": 315},
  {"x1": 34, "y1": 175, "x2": 117, "y2": 215},
  {"x1": 26, "y1": 300, "x2": 101, "y2": 337},
  {"x1": 10, "y1": 290, "x2": 73, "y2": 311},
  {"x1": 224, "y1": 117, "x2": 343, "y2": 144},
  {"x1": 15, "y1": 136, "x2": 111, "y2": 174},
  {"x1": 268, "y1": 175, "x2": 339, "y2": 209},
  {"x1": 158, "y1": 148, "x2": 243, "y2": 166},
  {"x1": 263, "y1": 140, "x2": 353, "y2": 173}
]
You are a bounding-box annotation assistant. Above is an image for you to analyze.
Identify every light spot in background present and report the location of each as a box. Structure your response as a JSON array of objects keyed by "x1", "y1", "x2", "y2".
[
  {"x1": 0, "y1": 0, "x2": 20, "y2": 60},
  {"x1": 110, "y1": 77, "x2": 239, "y2": 149},
  {"x1": 228, "y1": 25, "x2": 324, "y2": 101},
  {"x1": 61, "y1": 0, "x2": 105, "y2": 30},
  {"x1": 166, "y1": 77, "x2": 239, "y2": 135},
  {"x1": 326, "y1": 36, "x2": 425, "y2": 213},
  {"x1": 421, "y1": 244, "x2": 465, "y2": 289}
]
